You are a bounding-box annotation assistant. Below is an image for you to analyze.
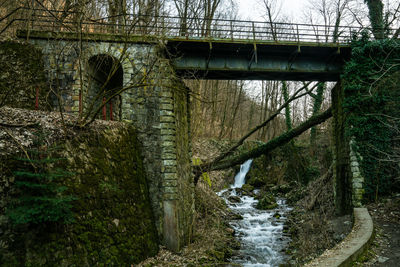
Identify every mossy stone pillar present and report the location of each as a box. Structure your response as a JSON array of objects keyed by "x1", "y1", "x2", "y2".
[{"x1": 332, "y1": 80, "x2": 352, "y2": 215}]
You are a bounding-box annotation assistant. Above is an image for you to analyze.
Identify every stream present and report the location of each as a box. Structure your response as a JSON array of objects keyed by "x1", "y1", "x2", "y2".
[{"x1": 218, "y1": 159, "x2": 291, "y2": 267}]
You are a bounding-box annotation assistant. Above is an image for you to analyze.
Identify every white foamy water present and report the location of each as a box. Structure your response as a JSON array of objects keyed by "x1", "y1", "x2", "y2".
[
  {"x1": 219, "y1": 160, "x2": 291, "y2": 267},
  {"x1": 232, "y1": 159, "x2": 253, "y2": 188}
]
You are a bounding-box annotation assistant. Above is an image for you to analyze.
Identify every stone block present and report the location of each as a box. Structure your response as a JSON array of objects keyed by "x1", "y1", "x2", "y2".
[
  {"x1": 351, "y1": 161, "x2": 359, "y2": 167},
  {"x1": 160, "y1": 116, "x2": 175, "y2": 123},
  {"x1": 162, "y1": 146, "x2": 176, "y2": 154},
  {"x1": 160, "y1": 91, "x2": 173, "y2": 98},
  {"x1": 163, "y1": 160, "x2": 177, "y2": 167},
  {"x1": 350, "y1": 155, "x2": 358, "y2": 161},
  {"x1": 160, "y1": 103, "x2": 174, "y2": 110},
  {"x1": 162, "y1": 153, "x2": 177, "y2": 160},
  {"x1": 160, "y1": 110, "x2": 174, "y2": 116},
  {"x1": 163, "y1": 193, "x2": 178, "y2": 201},
  {"x1": 163, "y1": 180, "x2": 178, "y2": 187},
  {"x1": 160, "y1": 123, "x2": 175, "y2": 130},
  {"x1": 164, "y1": 186, "x2": 178, "y2": 194},
  {"x1": 161, "y1": 129, "x2": 176, "y2": 135},
  {"x1": 351, "y1": 166, "x2": 360, "y2": 173},
  {"x1": 162, "y1": 166, "x2": 177, "y2": 173},
  {"x1": 163, "y1": 173, "x2": 177, "y2": 180},
  {"x1": 161, "y1": 135, "x2": 175, "y2": 142}
]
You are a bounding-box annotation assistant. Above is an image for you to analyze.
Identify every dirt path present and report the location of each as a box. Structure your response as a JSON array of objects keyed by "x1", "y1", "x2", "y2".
[{"x1": 354, "y1": 195, "x2": 400, "y2": 266}]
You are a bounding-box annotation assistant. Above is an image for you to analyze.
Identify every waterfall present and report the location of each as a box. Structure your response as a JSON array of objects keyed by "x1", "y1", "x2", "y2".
[
  {"x1": 232, "y1": 159, "x2": 253, "y2": 188},
  {"x1": 219, "y1": 159, "x2": 291, "y2": 267}
]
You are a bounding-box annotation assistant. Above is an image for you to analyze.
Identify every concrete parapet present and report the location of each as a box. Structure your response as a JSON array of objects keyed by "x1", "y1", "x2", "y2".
[{"x1": 304, "y1": 208, "x2": 374, "y2": 267}]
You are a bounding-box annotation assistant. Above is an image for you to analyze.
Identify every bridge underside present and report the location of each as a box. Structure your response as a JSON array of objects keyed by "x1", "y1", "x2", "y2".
[{"x1": 166, "y1": 40, "x2": 351, "y2": 81}]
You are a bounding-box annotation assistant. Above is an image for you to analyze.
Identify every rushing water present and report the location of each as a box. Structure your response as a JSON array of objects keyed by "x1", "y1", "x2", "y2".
[{"x1": 219, "y1": 159, "x2": 291, "y2": 267}]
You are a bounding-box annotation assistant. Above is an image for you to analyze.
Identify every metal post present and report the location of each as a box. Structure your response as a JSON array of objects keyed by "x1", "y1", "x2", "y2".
[
  {"x1": 252, "y1": 22, "x2": 256, "y2": 41},
  {"x1": 35, "y1": 86, "x2": 39, "y2": 110},
  {"x1": 230, "y1": 20, "x2": 234, "y2": 41},
  {"x1": 102, "y1": 97, "x2": 107, "y2": 120}
]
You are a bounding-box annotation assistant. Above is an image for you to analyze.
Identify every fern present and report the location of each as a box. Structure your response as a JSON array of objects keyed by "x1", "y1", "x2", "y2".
[{"x1": 6, "y1": 131, "x2": 77, "y2": 225}]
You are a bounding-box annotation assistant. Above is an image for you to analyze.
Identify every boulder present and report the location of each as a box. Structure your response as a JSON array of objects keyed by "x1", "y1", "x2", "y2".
[
  {"x1": 256, "y1": 193, "x2": 278, "y2": 210},
  {"x1": 228, "y1": 195, "x2": 241, "y2": 203}
]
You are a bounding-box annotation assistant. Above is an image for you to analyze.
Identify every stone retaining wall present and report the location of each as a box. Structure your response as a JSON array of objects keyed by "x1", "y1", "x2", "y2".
[{"x1": 13, "y1": 32, "x2": 194, "y2": 251}]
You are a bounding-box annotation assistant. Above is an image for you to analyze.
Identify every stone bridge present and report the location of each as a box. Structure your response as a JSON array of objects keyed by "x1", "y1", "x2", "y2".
[{"x1": 5, "y1": 6, "x2": 364, "y2": 251}]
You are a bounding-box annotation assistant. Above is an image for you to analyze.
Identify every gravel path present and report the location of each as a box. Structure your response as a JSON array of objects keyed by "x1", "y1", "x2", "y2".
[{"x1": 354, "y1": 195, "x2": 400, "y2": 266}]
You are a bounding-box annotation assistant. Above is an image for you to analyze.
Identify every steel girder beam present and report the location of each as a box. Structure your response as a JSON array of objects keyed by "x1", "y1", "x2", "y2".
[{"x1": 165, "y1": 40, "x2": 351, "y2": 81}]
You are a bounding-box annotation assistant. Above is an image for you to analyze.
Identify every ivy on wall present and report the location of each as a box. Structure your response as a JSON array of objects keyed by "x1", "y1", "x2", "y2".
[{"x1": 342, "y1": 33, "x2": 400, "y2": 200}]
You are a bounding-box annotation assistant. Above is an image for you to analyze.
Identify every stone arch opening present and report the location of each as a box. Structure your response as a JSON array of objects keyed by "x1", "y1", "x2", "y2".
[{"x1": 87, "y1": 54, "x2": 123, "y2": 120}]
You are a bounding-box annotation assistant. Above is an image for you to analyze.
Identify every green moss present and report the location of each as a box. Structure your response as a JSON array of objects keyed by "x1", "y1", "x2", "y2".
[
  {"x1": 2, "y1": 125, "x2": 159, "y2": 266},
  {"x1": 0, "y1": 41, "x2": 49, "y2": 110},
  {"x1": 256, "y1": 193, "x2": 278, "y2": 210}
]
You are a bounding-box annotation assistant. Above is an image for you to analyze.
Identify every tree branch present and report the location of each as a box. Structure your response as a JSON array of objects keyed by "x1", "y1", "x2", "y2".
[
  {"x1": 208, "y1": 81, "x2": 317, "y2": 164},
  {"x1": 194, "y1": 106, "x2": 332, "y2": 183}
]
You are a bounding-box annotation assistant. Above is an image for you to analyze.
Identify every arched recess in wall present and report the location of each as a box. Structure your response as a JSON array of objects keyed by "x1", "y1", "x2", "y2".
[{"x1": 87, "y1": 54, "x2": 123, "y2": 121}]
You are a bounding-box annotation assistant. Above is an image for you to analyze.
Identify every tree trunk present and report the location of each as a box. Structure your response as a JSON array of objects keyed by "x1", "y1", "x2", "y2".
[
  {"x1": 195, "y1": 107, "x2": 332, "y2": 182},
  {"x1": 281, "y1": 81, "x2": 292, "y2": 131},
  {"x1": 365, "y1": 0, "x2": 385, "y2": 39},
  {"x1": 310, "y1": 82, "x2": 325, "y2": 145}
]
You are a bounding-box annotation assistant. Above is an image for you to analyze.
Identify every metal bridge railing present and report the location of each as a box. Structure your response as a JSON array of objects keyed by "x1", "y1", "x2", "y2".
[{"x1": 0, "y1": 7, "x2": 387, "y2": 44}]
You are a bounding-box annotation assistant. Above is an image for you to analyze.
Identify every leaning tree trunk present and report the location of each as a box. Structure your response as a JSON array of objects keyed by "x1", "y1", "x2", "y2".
[{"x1": 194, "y1": 107, "x2": 332, "y2": 183}]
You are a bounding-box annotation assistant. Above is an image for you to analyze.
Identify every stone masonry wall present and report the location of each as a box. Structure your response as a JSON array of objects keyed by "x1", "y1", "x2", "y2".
[
  {"x1": 0, "y1": 117, "x2": 159, "y2": 266},
  {"x1": 331, "y1": 82, "x2": 353, "y2": 215},
  {"x1": 20, "y1": 33, "x2": 194, "y2": 250},
  {"x1": 349, "y1": 138, "x2": 364, "y2": 207},
  {"x1": 0, "y1": 41, "x2": 49, "y2": 110}
]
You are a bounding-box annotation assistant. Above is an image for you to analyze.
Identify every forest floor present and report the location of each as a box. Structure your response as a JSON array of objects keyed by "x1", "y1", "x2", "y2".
[{"x1": 283, "y1": 169, "x2": 353, "y2": 265}]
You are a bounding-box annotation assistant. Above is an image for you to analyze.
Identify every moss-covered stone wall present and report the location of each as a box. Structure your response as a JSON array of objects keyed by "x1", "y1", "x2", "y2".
[
  {"x1": 0, "y1": 41, "x2": 49, "y2": 110},
  {"x1": 0, "y1": 124, "x2": 159, "y2": 266},
  {"x1": 13, "y1": 33, "x2": 195, "y2": 251},
  {"x1": 173, "y1": 79, "x2": 194, "y2": 248},
  {"x1": 331, "y1": 82, "x2": 352, "y2": 215}
]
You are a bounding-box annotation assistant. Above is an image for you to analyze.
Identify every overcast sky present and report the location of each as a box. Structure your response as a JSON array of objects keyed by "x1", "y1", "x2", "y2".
[{"x1": 236, "y1": 0, "x2": 304, "y2": 21}]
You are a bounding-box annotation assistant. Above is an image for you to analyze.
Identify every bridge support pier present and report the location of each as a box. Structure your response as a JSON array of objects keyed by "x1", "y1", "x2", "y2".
[{"x1": 332, "y1": 81, "x2": 361, "y2": 214}]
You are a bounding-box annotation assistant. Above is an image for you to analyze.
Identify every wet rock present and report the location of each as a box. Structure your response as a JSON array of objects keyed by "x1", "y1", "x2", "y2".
[
  {"x1": 241, "y1": 184, "x2": 254, "y2": 194},
  {"x1": 229, "y1": 212, "x2": 243, "y2": 220},
  {"x1": 256, "y1": 194, "x2": 278, "y2": 210},
  {"x1": 377, "y1": 256, "x2": 389, "y2": 263},
  {"x1": 247, "y1": 176, "x2": 265, "y2": 187},
  {"x1": 271, "y1": 183, "x2": 292, "y2": 194},
  {"x1": 225, "y1": 227, "x2": 235, "y2": 235},
  {"x1": 273, "y1": 212, "x2": 281, "y2": 219},
  {"x1": 228, "y1": 195, "x2": 241, "y2": 203},
  {"x1": 219, "y1": 189, "x2": 233, "y2": 198}
]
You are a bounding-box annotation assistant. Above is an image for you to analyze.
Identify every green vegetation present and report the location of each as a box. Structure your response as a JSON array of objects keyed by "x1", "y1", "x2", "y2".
[
  {"x1": 6, "y1": 131, "x2": 76, "y2": 225},
  {"x1": 1, "y1": 126, "x2": 159, "y2": 266},
  {"x1": 342, "y1": 33, "x2": 400, "y2": 200}
]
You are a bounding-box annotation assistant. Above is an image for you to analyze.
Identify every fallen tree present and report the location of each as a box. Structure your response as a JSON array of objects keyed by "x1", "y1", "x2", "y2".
[
  {"x1": 211, "y1": 81, "x2": 318, "y2": 165},
  {"x1": 194, "y1": 107, "x2": 332, "y2": 184}
]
